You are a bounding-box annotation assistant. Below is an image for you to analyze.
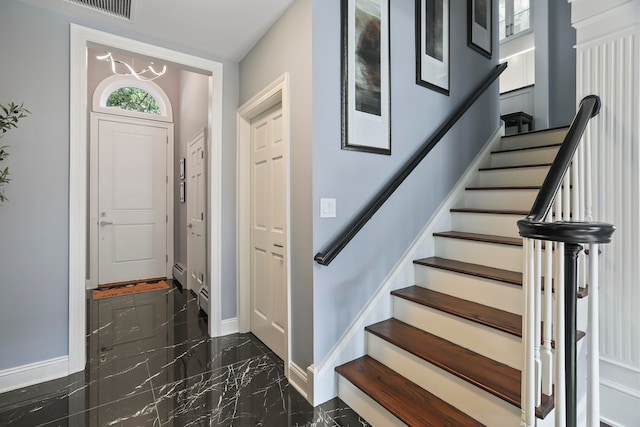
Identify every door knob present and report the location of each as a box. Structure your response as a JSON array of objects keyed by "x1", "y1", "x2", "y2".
[
  {"x1": 187, "y1": 223, "x2": 193, "y2": 229},
  {"x1": 100, "y1": 221, "x2": 113, "y2": 226}
]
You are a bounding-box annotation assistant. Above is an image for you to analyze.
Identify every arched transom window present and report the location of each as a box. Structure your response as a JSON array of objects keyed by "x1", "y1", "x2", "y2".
[{"x1": 93, "y1": 75, "x2": 173, "y2": 122}]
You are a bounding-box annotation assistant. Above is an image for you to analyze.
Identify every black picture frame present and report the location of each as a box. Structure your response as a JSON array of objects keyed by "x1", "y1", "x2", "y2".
[
  {"x1": 341, "y1": 0, "x2": 392, "y2": 155},
  {"x1": 467, "y1": 0, "x2": 492, "y2": 59},
  {"x1": 416, "y1": 0, "x2": 450, "y2": 95}
]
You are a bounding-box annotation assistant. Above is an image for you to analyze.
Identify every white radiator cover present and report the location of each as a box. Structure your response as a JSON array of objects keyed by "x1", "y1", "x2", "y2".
[{"x1": 172, "y1": 263, "x2": 187, "y2": 288}]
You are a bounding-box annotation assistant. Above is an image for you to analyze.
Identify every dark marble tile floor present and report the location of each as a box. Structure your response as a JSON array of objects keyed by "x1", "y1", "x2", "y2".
[{"x1": 0, "y1": 282, "x2": 370, "y2": 426}]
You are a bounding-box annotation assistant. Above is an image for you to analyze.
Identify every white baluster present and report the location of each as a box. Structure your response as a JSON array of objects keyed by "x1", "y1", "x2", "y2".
[
  {"x1": 522, "y1": 238, "x2": 536, "y2": 427},
  {"x1": 542, "y1": 212, "x2": 554, "y2": 396},
  {"x1": 534, "y1": 239, "x2": 543, "y2": 407},
  {"x1": 555, "y1": 241, "x2": 567, "y2": 427},
  {"x1": 588, "y1": 244, "x2": 600, "y2": 427}
]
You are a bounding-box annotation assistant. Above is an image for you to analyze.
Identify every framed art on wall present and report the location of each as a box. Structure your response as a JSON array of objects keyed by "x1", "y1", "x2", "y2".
[
  {"x1": 468, "y1": 0, "x2": 492, "y2": 58},
  {"x1": 341, "y1": 0, "x2": 391, "y2": 155},
  {"x1": 416, "y1": 0, "x2": 450, "y2": 95}
]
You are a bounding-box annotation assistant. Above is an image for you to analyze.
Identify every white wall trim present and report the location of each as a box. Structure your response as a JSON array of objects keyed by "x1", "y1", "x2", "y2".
[
  {"x1": 220, "y1": 317, "x2": 239, "y2": 336},
  {"x1": 70, "y1": 24, "x2": 224, "y2": 375},
  {"x1": 0, "y1": 356, "x2": 69, "y2": 394},
  {"x1": 307, "y1": 125, "x2": 505, "y2": 405},
  {"x1": 288, "y1": 362, "x2": 309, "y2": 400},
  {"x1": 236, "y1": 73, "x2": 291, "y2": 376}
]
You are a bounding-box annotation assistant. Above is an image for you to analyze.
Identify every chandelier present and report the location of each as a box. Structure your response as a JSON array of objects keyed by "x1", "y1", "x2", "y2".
[{"x1": 97, "y1": 52, "x2": 167, "y2": 81}]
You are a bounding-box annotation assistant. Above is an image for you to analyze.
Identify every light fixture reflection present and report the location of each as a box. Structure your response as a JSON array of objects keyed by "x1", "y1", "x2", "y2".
[{"x1": 97, "y1": 52, "x2": 167, "y2": 81}]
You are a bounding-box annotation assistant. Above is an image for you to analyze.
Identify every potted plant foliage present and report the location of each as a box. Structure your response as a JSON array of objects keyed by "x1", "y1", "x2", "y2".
[{"x1": 0, "y1": 102, "x2": 30, "y2": 203}]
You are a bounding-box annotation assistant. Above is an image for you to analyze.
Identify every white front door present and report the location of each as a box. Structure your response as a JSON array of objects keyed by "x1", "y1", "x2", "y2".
[
  {"x1": 98, "y1": 119, "x2": 168, "y2": 285},
  {"x1": 187, "y1": 131, "x2": 206, "y2": 293},
  {"x1": 250, "y1": 103, "x2": 287, "y2": 360}
]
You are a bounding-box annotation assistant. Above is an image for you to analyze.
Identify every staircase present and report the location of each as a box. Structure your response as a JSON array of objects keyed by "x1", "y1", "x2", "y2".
[{"x1": 335, "y1": 127, "x2": 583, "y2": 426}]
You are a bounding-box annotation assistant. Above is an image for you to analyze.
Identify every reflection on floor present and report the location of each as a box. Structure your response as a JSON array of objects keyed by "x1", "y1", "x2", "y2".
[{"x1": 0, "y1": 282, "x2": 370, "y2": 426}]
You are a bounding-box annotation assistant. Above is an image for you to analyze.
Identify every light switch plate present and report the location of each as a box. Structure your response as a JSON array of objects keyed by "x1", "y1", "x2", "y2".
[{"x1": 320, "y1": 198, "x2": 336, "y2": 218}]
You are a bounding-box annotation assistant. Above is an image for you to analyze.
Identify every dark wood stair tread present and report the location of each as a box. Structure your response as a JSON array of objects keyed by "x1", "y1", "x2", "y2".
[
  {"x1": 433, "y1": 231, "x2": 522, "y2": 246},
  {"x1": 414, "y1": 257, "x2": 522, "y2": 286},
  {"x1": 479, "y1": 163, "x2": 552, "y2": 172},
  {"x1": 466, "y1": 185, "x2": 541, "y2": 190},
  {"x1": 392, "y1": 286, "x2": 586, "y2": 346},
  {"x1": 365, "y1": 319, "x2": 554, "y2": 419},
  {"x1": 336, "y1": 356, "x2": 486, "y2": 426},
  {"x1": 392, "y1": 287, "x2": 522, "y2": 337},
  {"x1": 450, "y1": 208, "x2": 529, "y2": 216},
  {"x1": 492, "y1": 143, "x2": 561, "y2": 155},
  {"x1": 412, "y1": 257, "x2": 588, "y2": 298}
]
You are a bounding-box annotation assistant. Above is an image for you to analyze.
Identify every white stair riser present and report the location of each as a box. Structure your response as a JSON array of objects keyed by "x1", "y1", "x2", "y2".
[
  {"x1": 478, "y1": 167, "x2": 549, "y2": 187},
  {"x1": 337, "y1": 376, "x2": 406, "y2": 427},
  {"x1": 451, "y1": 212, "x2": 523, "y2": 238},
  {"x1": 497, "y1": 129, "x2": 568, "y2": 151},
  {"x1": 367, "y1": 333, "x2": 521, "y2": 426},
  {"x1": 392, "y1": 298, "x2": 523, "y2": 370},
  {"x1": 414, "y1": 267, "x2": 523, "y2": 315},
  {"x1": 435, "y1": 237, "x2": 523, "y2": 272},
  {"x1": 489, "y1": 146, "x2": 559, "y2": 168},
  {"x1": 463, "y1": 189, "x2": 538, "y2": 211}
]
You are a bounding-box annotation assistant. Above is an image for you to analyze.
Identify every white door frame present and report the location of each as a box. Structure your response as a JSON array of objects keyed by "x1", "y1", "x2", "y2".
[
  {"x1": 69, "y1": 24, "x2": 224, "y2": 374},
  {"x1": 88, "y1": 113, "x2": 175, "y2": 288},
  {"x1": 237, "y1": 73, "x2": 291, "y2": 376}
]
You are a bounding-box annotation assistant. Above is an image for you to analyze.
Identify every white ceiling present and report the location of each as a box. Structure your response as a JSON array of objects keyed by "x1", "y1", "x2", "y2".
[{"x1": 22, "y1": 0, "x2": 296, "y2": 62}]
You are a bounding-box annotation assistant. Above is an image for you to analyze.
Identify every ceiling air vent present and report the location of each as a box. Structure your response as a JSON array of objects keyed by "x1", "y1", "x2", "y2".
[{"x1": 69, "y1": 0, "x2": 132, "y2": 19}]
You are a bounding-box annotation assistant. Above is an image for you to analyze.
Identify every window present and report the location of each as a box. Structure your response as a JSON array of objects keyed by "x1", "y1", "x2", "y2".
[
  {"x1": 93, "y1": 75, "x2": 173, "y2": 122},
  {"x1": 106, "y1": 87, "x2": 161, "y2": 115},
  {"x1": 499, "y1": 0, "x2": 530, "y2": 41}
]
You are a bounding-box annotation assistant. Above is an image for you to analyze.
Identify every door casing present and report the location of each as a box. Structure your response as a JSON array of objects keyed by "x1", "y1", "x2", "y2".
[
  {"x1": 69, "y1": 24, "x2": 224, "y2": 374},
  {"x1": 237, "y1": 73, "x2": 291, "y2": 378},
  {"x1": 88, "y1": 113, "x2": 174, "y2": 288}
]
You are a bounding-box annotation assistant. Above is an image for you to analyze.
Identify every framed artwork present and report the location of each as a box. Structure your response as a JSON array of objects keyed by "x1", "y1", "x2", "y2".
[
  {"x1": 468, "y1": 0, "x2": 492, "y2": 58},
  {"x1": 341, "y1": 0, "x2": 391, "y2": 155},
  {"x1": 179, "y1": 182, "x2": 185, "y2": 203},
  {"x1": 179, "y1": 158, "x2": 185, "y2": 180},
  {"x1": 416, "y1": 0, "x2": 450, "y2": 95}
]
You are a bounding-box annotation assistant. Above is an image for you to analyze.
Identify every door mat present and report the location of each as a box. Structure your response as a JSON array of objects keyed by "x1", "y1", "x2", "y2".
[{"x1": 93, "y1": 280, "x2": 169, "y2": 300}]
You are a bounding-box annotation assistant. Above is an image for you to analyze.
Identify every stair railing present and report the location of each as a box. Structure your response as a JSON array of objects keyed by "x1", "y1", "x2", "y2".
[
  {"x1": 314, "y1": 63, "x2": 507, "y2": 266},
  {"x1": 517, "y1": 95, "x2": 615, "y2": 427}
]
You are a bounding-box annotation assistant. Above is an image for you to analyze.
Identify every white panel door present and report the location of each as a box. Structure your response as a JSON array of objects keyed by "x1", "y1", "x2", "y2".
[
  {"x1": 98, "y1": 120, "x2": 167, "y2": 285},
  {"x1": 250, "y1": 104, "x2": 287, "y2": 360},
  {"x1": 187, "y1": 131, "x2": 206, "y2": 293}
]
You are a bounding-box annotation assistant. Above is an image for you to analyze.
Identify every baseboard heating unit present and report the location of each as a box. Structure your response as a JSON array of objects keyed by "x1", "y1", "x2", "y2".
[{"x1": 198, "y1": 286, "x2": 210, "y2": 316}]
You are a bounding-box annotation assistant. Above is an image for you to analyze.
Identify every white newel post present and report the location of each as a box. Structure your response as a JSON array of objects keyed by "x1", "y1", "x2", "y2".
[{"x1": 572, "y1": 1, "x2": 640, "y2": 426}]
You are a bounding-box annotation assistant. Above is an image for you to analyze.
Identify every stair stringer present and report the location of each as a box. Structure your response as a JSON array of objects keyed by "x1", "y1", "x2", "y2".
[{"x1": 307, "y1": 124, "x2": 505, "y2": 406}]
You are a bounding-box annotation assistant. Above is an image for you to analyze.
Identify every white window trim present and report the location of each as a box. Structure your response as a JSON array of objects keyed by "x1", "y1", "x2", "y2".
[{"x1": 93, "y1": 75, "x2": 173, "y2": 123}]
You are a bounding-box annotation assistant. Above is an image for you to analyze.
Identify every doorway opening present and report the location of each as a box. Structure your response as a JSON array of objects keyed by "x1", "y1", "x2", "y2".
[{"x1": 69, "y1": 24, "x2": 224, "y2": 374}]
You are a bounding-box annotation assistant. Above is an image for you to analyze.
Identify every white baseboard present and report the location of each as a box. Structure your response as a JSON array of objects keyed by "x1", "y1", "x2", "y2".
[
  {"x1": 0, "y1": 356, "x2": 69, "y2": 394},
  {"x1": 601, "y1": 379, "x2": 640, "y2": 427},
  {"x1": 288, "y1": 362, "x2": 308, "y2": 400},
  {"x1": 308, "y1": 125, "x2": 505, "y2": 406},
  {"x1": 220, "y1": 317, "x2": 239, "y2": 336}
]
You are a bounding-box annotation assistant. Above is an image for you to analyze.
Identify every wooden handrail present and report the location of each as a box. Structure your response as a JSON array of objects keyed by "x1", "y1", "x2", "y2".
[{"x1": 314, "y1": 63, "x2": 508, "y2": 266}]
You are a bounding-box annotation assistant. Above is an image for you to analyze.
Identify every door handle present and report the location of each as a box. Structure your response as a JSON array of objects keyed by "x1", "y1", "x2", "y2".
[
  {"x1": 273, "y1": 244, "x2": 283, "y2": 248},
  {"x1": 100, "y1": 221, "x2": 113, "y2": 226},
  {"x1": 187, "y1": 223, "x2": 193, "y2": 229}
]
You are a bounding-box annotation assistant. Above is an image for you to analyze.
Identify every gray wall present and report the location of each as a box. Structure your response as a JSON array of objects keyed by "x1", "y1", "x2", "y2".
[
  {"x1": 548, "y1": 0, "x2": 576, "y2": 127},
  {"x1": 311, "y1": 0, "x2": 500, "y2": 362},
  {"x1": 533, "y1": 0, "x2": 576, "y2": 129},
  {"x1": 0, "y1": 0, "x2": 239, "y2": 370},
  {"x1": 239, "y1": 0, "x2": 314, "y2": 368},
  {"x1": 175, "y1": 70, "x2": 209, "y2": 279}
]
